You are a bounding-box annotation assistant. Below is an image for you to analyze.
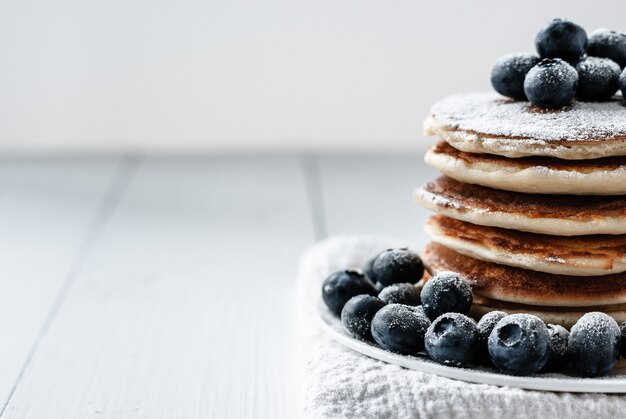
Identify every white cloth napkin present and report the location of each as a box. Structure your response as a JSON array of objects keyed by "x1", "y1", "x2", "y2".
[{"x1": 296, "y1": 236, "x2": 626, "y2": 419}]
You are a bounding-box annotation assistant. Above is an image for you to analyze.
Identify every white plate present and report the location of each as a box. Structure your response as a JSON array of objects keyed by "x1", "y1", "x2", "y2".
[{"x1": 317, "y1": 300, "x2": 626, "y2": 393}]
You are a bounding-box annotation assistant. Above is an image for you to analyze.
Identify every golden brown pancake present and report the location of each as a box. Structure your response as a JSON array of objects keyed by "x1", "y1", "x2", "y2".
[
  {"x1": 425, "y1": 215, "x2": 626, "y2": 276},
  {"x1": 431, "y1": 140, "x2": 626, "y2": 173},
  {"x1": 470, "y1": 296, "x2": 626, "y2": 329},
  {"x1": 414, "y1": 176, "x2": 626, "y2": 236},
  {"x1": 424, "y1": 92, "x2": 626, "y2": 160},
  {"x1": 425, "y1": 141, "x2": 626, "y2": 195},
  {"x1": 422, "y1": 242, "x2": 626, "y2": 307}
]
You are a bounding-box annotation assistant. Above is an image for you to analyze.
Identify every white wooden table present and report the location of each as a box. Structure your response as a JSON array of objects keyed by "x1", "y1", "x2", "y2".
[{"x1": 0, "y1": 154, "x2": 436, "y2": 418}]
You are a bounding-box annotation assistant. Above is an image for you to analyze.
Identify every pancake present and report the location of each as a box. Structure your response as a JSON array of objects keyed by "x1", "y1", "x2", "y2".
[
  {"x1": 424, "y1": 92, "x2": 626, "y2": 160},
  {"x1": 425, "y1": 215, "x2": 626, "y2": 276},
  {"x1": 425, "y1": 141, "x2": 626, "y2": 195},
  {"x1": 414, "y1": 176, "x2": 626, "y2": 236},
  {"x1": 422, "y1": 242, "x2": 626, "y2": 307},
  {"x1": 470, "y1": 296, "x2": 626, "y2": 329}
]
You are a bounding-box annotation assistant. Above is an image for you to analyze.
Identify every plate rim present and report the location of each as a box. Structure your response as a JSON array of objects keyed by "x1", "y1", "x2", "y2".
[{"x1": 317, "y1": 300, "x2": 626, "y2": 393}]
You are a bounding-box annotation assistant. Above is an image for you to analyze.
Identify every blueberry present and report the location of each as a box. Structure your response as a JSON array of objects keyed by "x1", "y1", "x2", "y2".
[
  {"x1": 488, "y1": 314, "x2": 550, "y2": 376},
  {"x1": 535, "y1": 19, "x2": 587, "y2": 63},
  {"x1": 575, "y1": 57, "x2": 621, "y2": 101},
  {"x1": 490, "y1": 54, "x2": 541, "y2": 100},
  {"x1": 378, "y1": 283, "x2": 421, "y2": 306},
  {"x1": 363, "y1": 252, "x2": 386, "y2": 292},
  {"x1": 620, "y1": 67, "x2": 626, "y2": 98},
  {"x1": 588, "y1": 29, "x2": 626, "y2": 68},
  {"x1": 620, "y1": 321, "x2": 626, "y2": 358},
  {"x1": 541, "y1": 324, "x2": 570, "y2": 372},
  {"x1": 370, "y1": 248, "x2": 424, "y2": 287},
  {"x1": 414, "y1": 305, "x2": 427, "y2": 318},
  {"x1": 341, "y1": 295, "x2": 386, "y2": 341},
  {"x1": 425, "y1": 313, "x2": 478, "y2": 367},
  {"x1": 373, "y1": 281, "x2": 384, "y2": 293},
  {"x1": 476, "y1": 311, "x2": 507, "y2": 363},
  {"x1": 322, "y1": 270, "x2": 376, "y2": 316},
  {"x1": 568, "y1": 312, "x2": 620, "y2": 377},
  {"x1": 524, "y1": 58, "x2": 578, "y2": 109},
  {"x1": 371, "y1": 304, "x2": 431, "y2": 354},
  {"x1": 420, "y1": 271, "x2": 473, "y2": 321}
]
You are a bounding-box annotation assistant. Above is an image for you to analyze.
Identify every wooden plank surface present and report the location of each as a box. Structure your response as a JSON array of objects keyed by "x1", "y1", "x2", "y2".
[
  {"x1": 0, "y1": 159, "x2": 122, "y2": 411},
  {"x1": 2, "y1": 157, "x2": 313, "y2": 419},
  {"x1": 317, "y1": 154, "x2": 438, "y2": 250},
  {"x1": 0, "y1": 154, "x2": 432, "y2": 418}
]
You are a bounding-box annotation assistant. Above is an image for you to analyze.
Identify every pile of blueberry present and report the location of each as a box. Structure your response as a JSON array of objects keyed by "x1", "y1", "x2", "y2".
[
  {"x1": 491, "y1": 19, "x2": 626, "y2": 109},
  {"x1": 322, "y1": 248, "x2": 626, "y2": 377}
]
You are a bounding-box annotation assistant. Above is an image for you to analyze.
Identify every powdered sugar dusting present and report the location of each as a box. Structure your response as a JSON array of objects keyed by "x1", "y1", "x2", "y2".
[
  {"x1": 477, "y1": 311, "x2": 507, "y2": 338},
  {"x1": 547, "y1": 324, "x2": 569, "y2": 357},
  {"x1": 414, "y1": 187, "x2": 465, "y2": 211},
  {"x1": 430, "y1": 271, "x2": 473, "y2": 297},
  {"x1": 382, "y1": 304, "x2": 430, "y2": 333},
  {"x1": 577, "y1": 57, "x2": 621, "y2": 82},
  {"x1": 545, "y1": 256, "x2": 566, "y2": 264},
  {"x1": 571, "y1": 312, "x2": 620, "y2": 345},
  {"x1": 430, "y1": 92, "x2": 626, "y2": 141},
  {"x1": 498, "y1": 313, "x2": 548, "y2": 337}
]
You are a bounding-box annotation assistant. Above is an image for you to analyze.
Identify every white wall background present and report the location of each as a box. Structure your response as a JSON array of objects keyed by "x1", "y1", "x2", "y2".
[{"x1": 0, "y1": 0, "x2": 624, "y2": 152}]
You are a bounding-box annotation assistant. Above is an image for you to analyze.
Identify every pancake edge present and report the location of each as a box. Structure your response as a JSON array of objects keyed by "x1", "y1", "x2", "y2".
[
  {"x1": 425, "y1": 115, "x2": 626, "y2": 160},
  {"x1": 470, "y1": 299, "x2": 626, "y2": 329},
  {"x1": 424, "y1": 218, "x2": 626, "y2": 276},
  {"x1": 423, "y1": 242, "x2": 626, "y2": 307},
  {"x1": 414, "y1": 187, "x2": 626, "y2": 236},
  {"x1": 424, "y1": 146, "x2": 626, "y2": 195}
]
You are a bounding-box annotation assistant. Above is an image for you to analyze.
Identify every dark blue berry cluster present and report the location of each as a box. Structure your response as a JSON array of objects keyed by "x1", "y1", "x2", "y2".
[
  {"x1": 321, "y1": 254, "x2": 626, "y2": 377},
  {"x1": 491, "y1": 19, "x2": 626, "y2": 109}
]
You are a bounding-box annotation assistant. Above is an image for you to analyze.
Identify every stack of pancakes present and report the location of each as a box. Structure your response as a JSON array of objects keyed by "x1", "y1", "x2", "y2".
[{"x1": 415, "y1": 92, "x2": 626, "y2": 328}]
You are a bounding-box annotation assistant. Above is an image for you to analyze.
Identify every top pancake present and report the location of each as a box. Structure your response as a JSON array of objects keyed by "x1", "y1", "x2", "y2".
[{"x1": 424, "y1": 93, "x2": 626, "y2": 160}]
